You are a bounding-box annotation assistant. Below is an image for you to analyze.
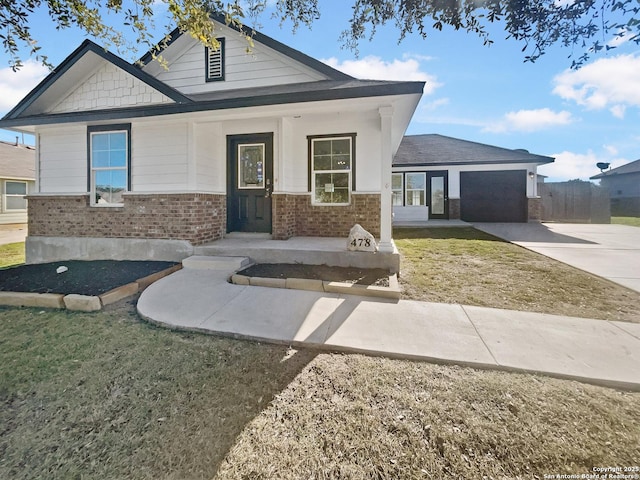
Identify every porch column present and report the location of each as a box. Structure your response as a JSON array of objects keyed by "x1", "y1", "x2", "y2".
[{"x1": 378, "y1": 105, "x2": 394, "y2": 253}]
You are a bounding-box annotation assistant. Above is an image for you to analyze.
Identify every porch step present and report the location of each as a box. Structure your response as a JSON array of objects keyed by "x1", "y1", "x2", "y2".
[{"x1": 182, "y1": 255, "x2": 251, "y2": 271}]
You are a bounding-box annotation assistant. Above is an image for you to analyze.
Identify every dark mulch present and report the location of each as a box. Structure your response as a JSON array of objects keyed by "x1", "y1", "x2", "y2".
[
  {"x1": 238, "y1": 263, "x2": 391, "y2": 287},
  {"x1": 0, "y1": 260, "x2": 178, "y2": 296}
]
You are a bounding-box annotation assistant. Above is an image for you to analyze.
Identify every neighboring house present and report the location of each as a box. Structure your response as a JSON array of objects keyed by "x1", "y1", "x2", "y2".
[
  {"x1": 0, "y1": 140, "x2": 35, "y2": 225},
  {"x1": 392, "y1": 134, "x2": 554, "y2": 223},
  {"x1": 590, "y1": 159, "x2": 640, "y2": 217},
  {"x1": 0, "y1": 14, "x2": 423, "y2": 263}
]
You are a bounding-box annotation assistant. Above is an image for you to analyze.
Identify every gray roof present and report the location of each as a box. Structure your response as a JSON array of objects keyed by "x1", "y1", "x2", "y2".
[
  {"x1": 393, "y1": 134, "x2": 554, "y2": 167},
  {"x1": 0, "y1": 141, "x2": 35, "y2": 179},
  {"x1": 590, "y1": 159, "x2": 640, "y2": 179}
]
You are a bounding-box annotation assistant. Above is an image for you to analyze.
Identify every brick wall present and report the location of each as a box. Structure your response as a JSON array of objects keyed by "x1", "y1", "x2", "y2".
[
  {"x1": 28, "y1": 193, "x2": 226, "y2": 245},
  {"x1": 448, "y1": 199, "x2": 461, "y2": 220},
  {"x1": 273, "y1": 193, "x2": 380, "y2": 239}
]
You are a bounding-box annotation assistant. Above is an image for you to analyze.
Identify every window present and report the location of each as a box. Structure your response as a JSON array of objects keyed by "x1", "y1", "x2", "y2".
[
  {"x1": 309, "y1": 134, "x2": 356, "y2": 205},
  {"x1": 405, "y1": 173, "x2": 426, "y2": 206},
  {"x1": 392, "y1": 173, "x2": 403, "y2": 206},
  {"x1": 205, "y1": 38, "x2": 225, "y2": 82},
  {"x1": 88, "y1": 125, "x2": 130, "y2": 206},
  {"x1": 4, "y1": 181, "x2": 27, "y2": 211}
]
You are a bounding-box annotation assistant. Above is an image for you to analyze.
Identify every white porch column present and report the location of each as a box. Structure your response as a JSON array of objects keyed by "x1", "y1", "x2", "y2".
[{"x1": 378, "y1": 105, "x2": 394, "y2": 253}]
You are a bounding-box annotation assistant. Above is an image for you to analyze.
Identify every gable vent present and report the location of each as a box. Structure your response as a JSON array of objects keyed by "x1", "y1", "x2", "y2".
[{"x1": 206, "y1": 38, "x2": 225, "y2": 82}]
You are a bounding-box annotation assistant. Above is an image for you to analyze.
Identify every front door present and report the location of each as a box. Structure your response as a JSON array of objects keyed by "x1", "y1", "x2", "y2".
[
  {"x1": 227, "y1": 133, "x2": 273, "y2": 233},
  {"x1": 427, "y1": 171, "x2": 448, "y2": 219}
]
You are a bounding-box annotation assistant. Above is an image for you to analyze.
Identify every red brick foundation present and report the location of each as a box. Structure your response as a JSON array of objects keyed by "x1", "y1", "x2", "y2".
[
  {"x1": 272, "y1": 193, "x2": 381, "y2": 240},
  {"x1": 27, "y1": 193, "x2": 226, "y2": 245}
]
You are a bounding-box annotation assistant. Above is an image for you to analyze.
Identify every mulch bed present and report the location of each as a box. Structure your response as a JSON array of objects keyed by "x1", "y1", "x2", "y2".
[
  {"x1": 238, "y1": 263, "x2": 391, "y2": 287},
  {"x1": 0, "y1": 260, "x2": 178, "y2": 296}
]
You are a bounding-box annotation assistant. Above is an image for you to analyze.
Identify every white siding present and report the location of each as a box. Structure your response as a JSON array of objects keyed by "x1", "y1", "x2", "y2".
[
  {"x1": 38, "y1": 125, "x2": 87, "y2": 193},
  {"x1": 147, "y1": 23, "x2": 327, "y2": 95},
  {"x1": 131, "y1": 122, "x2": 189, "y2": 191},
  {"x1": 50, "y1": 62, "x2": 173, "y2": 114},
  {"x1": 194, "y1": 122, "x2": 224, "y2": 192}
]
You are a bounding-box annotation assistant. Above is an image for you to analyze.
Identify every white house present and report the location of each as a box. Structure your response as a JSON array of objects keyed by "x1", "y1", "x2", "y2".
[
  {"x1": 0, "y1": 140, "x2": 35, "y2": 225},
  {"x1": 392, "y1": 134, "x2": 554, "y2": 223},
  {"x1": 0, "y1": 14, "x2": 423, "y2": 264}
]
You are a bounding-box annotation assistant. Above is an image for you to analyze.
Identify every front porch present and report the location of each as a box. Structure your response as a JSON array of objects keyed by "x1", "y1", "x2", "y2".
[{"x1": 195, "y1": 233, "x2": 400, "y2": 273}]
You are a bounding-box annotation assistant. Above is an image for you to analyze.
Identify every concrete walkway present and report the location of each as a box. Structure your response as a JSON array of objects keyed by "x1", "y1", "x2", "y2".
[
  {"x1": 474, "y1": 223, "x2": 640, "y2": 293},
  {"x1": 0, "y1": 224, "x2": 27, "y2": 245},
  {"x1": 138, "y1": 258, "x2": 640, "y2": 391}
]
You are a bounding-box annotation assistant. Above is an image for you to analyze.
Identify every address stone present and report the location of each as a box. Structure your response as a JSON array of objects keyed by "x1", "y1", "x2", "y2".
[{"x1": 347, "y1": 224, "x2": 378, "y2": 252}]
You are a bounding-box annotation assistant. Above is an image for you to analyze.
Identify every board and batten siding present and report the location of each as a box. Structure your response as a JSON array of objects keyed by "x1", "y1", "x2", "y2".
[
  {"x1": 37, "y1": 125, "x2": 87, "y2": 193},
  {"x1": 147, "y1": 23, "x2": 327, "y2": 95}
]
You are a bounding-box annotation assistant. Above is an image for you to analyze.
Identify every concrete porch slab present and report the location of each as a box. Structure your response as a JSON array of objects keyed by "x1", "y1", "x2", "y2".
[{"x1": 194, "y1": 236, "x2": 400, "y2": 272}]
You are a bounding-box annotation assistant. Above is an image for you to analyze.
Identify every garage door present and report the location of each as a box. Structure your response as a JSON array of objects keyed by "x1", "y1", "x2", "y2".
[{"x1": 460, "y1": 170, "x2": 527, "y2": 222}]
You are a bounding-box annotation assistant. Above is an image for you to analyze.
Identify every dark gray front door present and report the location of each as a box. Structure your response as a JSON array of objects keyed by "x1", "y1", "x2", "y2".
[{"x1": 227, "y1": 133, "x2": 273, "y2": 233}]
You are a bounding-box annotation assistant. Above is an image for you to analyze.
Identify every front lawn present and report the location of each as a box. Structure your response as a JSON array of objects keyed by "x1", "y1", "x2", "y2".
[
  {"x1": 395, "y1": 227, "x2": 640, "y2": 322},
  {"x1": 0, "y1": 242, "x2": 25, "y2": 268},
  {"x1": 1, "y1": 306, "x2": 638, "y2": 479},
  {"x1": 612, "y1": 216, "x2": 640, "y2": 227}
]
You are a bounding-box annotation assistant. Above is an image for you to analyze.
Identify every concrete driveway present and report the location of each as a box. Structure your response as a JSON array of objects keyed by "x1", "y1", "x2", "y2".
[
  {"x1": 474, "y1": 223, "x2": 640, "y2": 293},
  {"x1": 0, "y1": 224, "x2": 27, "y2": 246}
]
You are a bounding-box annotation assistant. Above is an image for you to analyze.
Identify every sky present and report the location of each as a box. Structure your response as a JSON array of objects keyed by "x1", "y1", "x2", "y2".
[{"x1": 0, "y1": 1, "x2": 638, "y2": 182}]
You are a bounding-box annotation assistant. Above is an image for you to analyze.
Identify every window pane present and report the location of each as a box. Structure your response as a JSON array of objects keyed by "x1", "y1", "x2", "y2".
[
  {"x1": 95, "y1": 169, "x2": 126, "y2": 204},
  {"x1": 238, "y1": 144, "x2": 264, "y2": 188},
  {"x1": 405, "y1": 173, "x2": 425, "y2": 190},
  {"x1": 406, "y1": 190, "x2": 425, "y2": 206},
  {"x1": 91, "y1": 133, "x2": 109, "y2": 150},
  {"x1": 331, "y1": 139, "x2": 350, "y2": 155},
  {"x1": 92, "y1": 151, "x2": 110, "y2": 168},
  {"x1": 431, "y1": 176, "x2": 445, "y2": 215},
  {"x1": 6, "y1": 181, "x2": 26, "y2": 195},
  {"x1": 109, "y1": 150, "x2": 127, "y2": 168},
  {"x1": 313, "y1": 140, "x2": 332, "y2": 155},
  {"x1": 6, "y1": 196, "x2": 27, "y2": 210},
  {"x1": 332, "y1": 188, "x2": 349, "y2": 204},
  {"x1": 316, "y1": 173, "x2": 332, "y2": 186},
  {"x1": 392, "y1": 191, "x2": 403, "y2": 206},
  {"x1": 392, "y1": 174, "x2": 403, "y2": 190},
  {"x1": 332, "y1": 154, "x2": 350, "y2": 170},
  {"x1": 333, "y1": 173, "x2": 349, "y2": 188},
  {"x1": 109, "y1": 132, "x2": 127, "y2": 150},
  {"x1": 313, "y1": 156, "x2": 332, "y2": 170}
]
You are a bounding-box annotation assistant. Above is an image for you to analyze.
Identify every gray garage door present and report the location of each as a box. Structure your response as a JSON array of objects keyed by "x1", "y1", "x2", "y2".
[{"x1": 460, "y1": 170, "x2": 527, "y2": 222}]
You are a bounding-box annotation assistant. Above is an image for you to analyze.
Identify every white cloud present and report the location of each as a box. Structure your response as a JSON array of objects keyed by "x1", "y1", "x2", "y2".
[
  {"x1": 539, "y1": 150, "x2": 629, "y2": 182},
  {"x1": 0, "y1": 60, "x2": 49, "y2": 113},
  {"x1": 552, "y1": 54, "x2": 640, "y2": 117},
  {"x1": 484, "y1": 108, "x2": 574, "y2": 133},
  {"x1": 322, "y1": 55, "x2": 442, "y2": 94}
]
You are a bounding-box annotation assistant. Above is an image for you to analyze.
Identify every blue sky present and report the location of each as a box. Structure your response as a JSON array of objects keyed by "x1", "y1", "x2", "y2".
[{"x1": 1, "y1": 1, "x2": 638, "y2": 181}]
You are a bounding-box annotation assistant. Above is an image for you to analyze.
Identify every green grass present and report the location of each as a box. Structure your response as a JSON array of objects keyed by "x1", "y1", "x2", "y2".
[
  {"x1": 0, "y1": 242, "x2": 25, "y2": 268},
  {"x1": 1, "y1": 306, "x2": 638, "y2": 479},
  {"x1": 612, "y1": 216, "x2": 640, "y2": 227},
  {"x1": 394, "y1": 227, "x2": 640, "y2": 323}
]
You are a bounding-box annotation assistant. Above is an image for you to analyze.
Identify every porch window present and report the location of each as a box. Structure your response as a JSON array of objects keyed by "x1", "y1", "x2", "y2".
[
  {"x1": 309, "y1": 134, "x2": 356, "y2": 205},
  {"x1": 392, "y1": 173, "x2": 403, "y2": 206},
  {"x1": 88, "y1": 125, "x2": 130, "y2": 206},
  {"x1": 205, "y1": 38, "x2": 225, "y2": 82},
  {"x1": 4, "y1": 181, "x2": 27, "y2": 211},
  {"x1": 405, "y1": 172, "x2": 426, "y2": 206}
]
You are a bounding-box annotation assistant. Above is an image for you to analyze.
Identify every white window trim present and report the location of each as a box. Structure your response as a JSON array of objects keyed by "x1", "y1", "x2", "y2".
[
  {"x1": 3, "y1": 180, "x2": 28, "y2": 212},
  {"x1": 89, "y1": 128, "x2": 129, "y2": 207},
  {"x1": 311, "y1": 136, "x2": 353, "y2": 206}
]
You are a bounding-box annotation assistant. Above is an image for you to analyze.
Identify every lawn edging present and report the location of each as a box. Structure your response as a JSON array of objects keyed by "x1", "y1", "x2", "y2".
[
  {"x1": 230, "y1": 272, "x2": 401, "y2": 299},
  {"x1": 0, "y1": 264, "x2": 182, "y2": 311}
]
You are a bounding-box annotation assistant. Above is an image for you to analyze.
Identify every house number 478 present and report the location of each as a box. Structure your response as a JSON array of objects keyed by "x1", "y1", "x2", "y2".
[{"x1": 350, "y1": 238, "x2": 371, "y2": 247}]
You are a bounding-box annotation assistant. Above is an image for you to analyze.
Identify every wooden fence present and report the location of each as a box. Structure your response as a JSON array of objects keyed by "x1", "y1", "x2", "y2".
[{"x1": 539, "y1": 181, "x2": 610, "y2": 223}]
